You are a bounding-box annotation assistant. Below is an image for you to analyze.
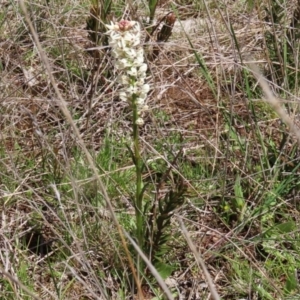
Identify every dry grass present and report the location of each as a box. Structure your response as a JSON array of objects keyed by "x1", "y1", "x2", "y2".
[{"x1": 2, "y1": 0, "x2": 300, "y2": 299}]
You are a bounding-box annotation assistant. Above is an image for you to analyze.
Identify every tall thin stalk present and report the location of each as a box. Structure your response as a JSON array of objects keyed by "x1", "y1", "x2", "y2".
[
  {"x1": 132, "y1": 100, "x2": 144, "y2": 248},
  {"x1": 106, "y1": 20, "x2": 150, "y2": 280}
]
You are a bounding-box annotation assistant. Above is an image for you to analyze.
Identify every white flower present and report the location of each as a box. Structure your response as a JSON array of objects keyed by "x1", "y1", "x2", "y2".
[
  {"x1": 115, "y1": 58, "x2": 132, "y2": 70},
  {"x1": 141, "y1": 105, "x2": 149, "y2": 111},
  {"x1": 136, "y1": 97, "x2": 145, "y2": 107},
  {"x1": 138, "y1": 63, "x2": 147, "y2": 74},
  {"x1": 141, "y1": 84, "x2": 150, "y2": 94},
  {"x1": 127, "y1": 67, "x2": 138, "y2": 77},
  {"x1": 135, "y1": 78, "x2": 145, "y2": 86},
  {"x1": 123, "y1": 48, "x2": 138, "y2": 59},
  {"x1": 119, "y1": 90, "x2": 128, "y2": 102},
  {"x1": 127, "y1": 85, "x2": 139, "y2": 96},
  {"x1": 106, "y1": 22, "x2": 119, "y2": 32},
  {"x1": 136, "y1": 118, "x2": 144, "y2": 126},
  {"x1": 118, "y1": 74, "x2": 129, "y2": 85}
]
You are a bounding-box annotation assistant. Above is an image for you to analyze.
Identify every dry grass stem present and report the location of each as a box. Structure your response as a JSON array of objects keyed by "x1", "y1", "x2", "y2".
[
  {"x1": 249, "y1": 62, "x2": 300, "y2": 145},
  {"x1": 178, "y1": 217, "x2": 221, "y2": 300}
]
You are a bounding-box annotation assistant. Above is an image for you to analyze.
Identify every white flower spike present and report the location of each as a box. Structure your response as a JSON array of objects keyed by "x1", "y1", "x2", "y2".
[{"x1": 107, "y1": 20, "x2": 149, "y2": 125}]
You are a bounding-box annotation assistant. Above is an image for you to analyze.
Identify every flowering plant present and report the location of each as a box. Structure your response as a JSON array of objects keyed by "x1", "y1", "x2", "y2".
[
  {"x1": 106, "y1": 19, "x2": 187, "y2": 290},
  {"x1": 106, "y1": 20, "x2": 149, "y2": 275}
]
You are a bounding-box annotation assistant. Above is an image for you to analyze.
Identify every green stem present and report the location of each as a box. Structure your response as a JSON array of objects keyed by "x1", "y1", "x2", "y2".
[
  {"x1": 132, "y1": 101, "x2": 143, "y2": 246},
  {"x1": 132, "y1": 97, "x2": 144, "y2": 283}
]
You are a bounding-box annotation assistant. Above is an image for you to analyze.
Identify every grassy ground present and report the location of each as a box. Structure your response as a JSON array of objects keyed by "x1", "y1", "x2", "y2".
[{"x1": 2, "y1": 0, "x2": 300, "y2": 299}]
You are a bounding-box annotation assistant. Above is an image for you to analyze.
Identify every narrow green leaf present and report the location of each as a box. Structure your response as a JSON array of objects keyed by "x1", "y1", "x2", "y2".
[{"x1": 234, "y1": 174, "x2": 245, "y2": 210}]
